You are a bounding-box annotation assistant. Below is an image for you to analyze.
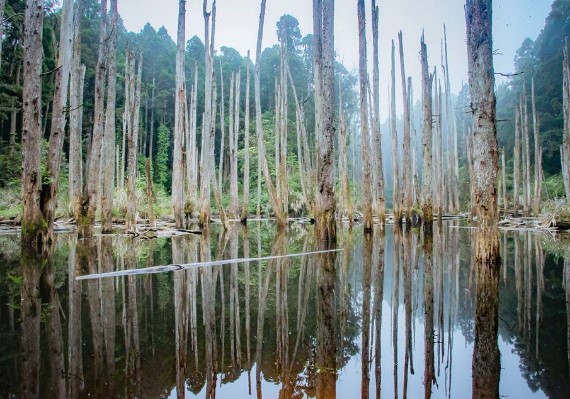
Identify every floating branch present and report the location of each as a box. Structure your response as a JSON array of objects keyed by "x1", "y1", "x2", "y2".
[{"x1": 77, "y1": 248, "x2": 344, "y2": 280}]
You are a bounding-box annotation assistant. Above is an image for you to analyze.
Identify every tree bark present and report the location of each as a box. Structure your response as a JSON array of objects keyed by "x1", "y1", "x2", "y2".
[
  {"x1": 21, "y1": 0, "x2": 44, "y2": 247},
  {"x1": 100, "y1": 0, "x2": 118, "y2": 233},
  {"x1": 357, "y1": 0, "x2": 372, "y2": 232},
  {"x1": 420, "y1": 33, "x2": 434, "y2": 226},
  {"x1": 466, "y1": 0, "x2": 500, "y2": 263},
  {"x1": 172, "y1": 0, "x2": 186, "y2": 228}
]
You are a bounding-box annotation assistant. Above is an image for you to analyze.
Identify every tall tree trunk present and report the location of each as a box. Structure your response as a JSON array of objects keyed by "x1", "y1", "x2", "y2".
[
  {"x1": 218, "y1": 59, "x2": 226, "y2": 193},
  {"x1": 522, "y1": 85, "x2": 531, "y2": 215},
  {"x1": 81, "y1": 0, "x2": 108, "y2": 237},
  {"x1": 172, "y1": 0, "x2": 186, "y2": 228},
  {"x1": 443, "y1": 26, "x2": 459, "y2": 212},
  {"x1": 513, "y1": 107, "x2": 520, "y2": 214},
  {"x1": 502, "y1": 147, "x2": 507, "y2": 214},
  {"x1": 357, "y1": 0, "x2": 372, "y2": 232},
  {"x1": 254, "y1": 0, "x2": 286, "y2": 227},
  {"x1": 100, "y1": 0, "x2": 118, "y2": 233},
  {"x1": 399, "y1": 31, "x2": 412, "y2": 223},
  {"x1": 21, "y1": 0, "x2": 44, "y2": 247},
  {"x1": 371, "y1": 0, "x2": 385, "y2": 224},
  {"x1": 390, "y1": 40, "x2": 401, "y2": 224},
  {"x1": 278, "y1": 38, "x2": 289, "y2": 220},
  {"x1": 41, "y1": 0, "x2": 73, "y2": 241},
  {"x1": 420, "y1": 33, "x2": 434, "y2": 226},
  {"x1": 0, "y1": 0, "x2": 5, "y2": 70},
  {"x1": 466, "y1": 0, "x2": 500, "y2": 262},
  {"x1": 338, "y1": 76, "x2": 352, "y2": 224},
  {"x1": 241, "y1": 52, "x2": 251, "y2": 223},
  {"x1": 69, "y1": 0, "x2": 85, "y2": 222},
  {"x1": 531, "y1": 78, "x2": 541, "y2": 213},
  {"x1": 563, "y1": 37, "x2": 570, "y2": 203},
  {"x1": 230, "y1": 71, "x2": 241, "y2": 218}
]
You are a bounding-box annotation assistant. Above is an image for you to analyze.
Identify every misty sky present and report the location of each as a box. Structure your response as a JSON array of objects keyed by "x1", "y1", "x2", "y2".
[{"x1": 119, "y1": 0, "x2": 552, "y2": 120}]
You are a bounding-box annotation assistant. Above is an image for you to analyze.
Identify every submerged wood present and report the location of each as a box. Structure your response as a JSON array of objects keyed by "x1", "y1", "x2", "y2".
[{"x1": 77, "y1": 248, "x2": 343, "y2": 280}]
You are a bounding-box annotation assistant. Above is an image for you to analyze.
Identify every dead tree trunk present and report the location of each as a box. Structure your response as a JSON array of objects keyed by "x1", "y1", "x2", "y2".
[
  {"x1": 531, "y1": 78, "x2": 541, "y2": 213},
  {"x1": 563, "y1": 37, "x2": 570, "y2": 202},
  {"x1": 357, "y1": 0, "x2": 373, "y2": 232},
  {"x1": 172, "y1": 0, "x2": 186, "y2": 228},
  {"x1": 399, "y1": 31, "x2": 412, "y2": 223},
  {"x1": 81, "y1": 0, "x2": 108, "y2": 237},
  {"x1": 390, "y1": 40, "x2": 402, "y2": 224},
  {"x1": 241, "y1": 52, "x2": 251, "y2": 223},
  {"x1": 218, "y1": 59, "x2": 225, "y2": 193},
  {"x1": 513, "y1": 107, "x2": 521, "y2": 214},
  {"x1": 466, "y1": 0, "x2": 500, "y2": 263},
  {"x1": 371, "y1": 0, "x2": 385, "y2": 224},
  {"x1": 420, "y1": 33, "x2": 434, "y2": 226},
  {"x1": 100, "y1": 0, "x2": 118, "y2": 233},
  {"x1": 278, "y1": 37, "x2": 289, "y2": 220},
  {"x1": 230, "y1": 71, "x2": 241, "y2": 218},
  {"x1": 522, "y1": 84, "x2": 531, "y2": 215},
  {"x1": 254, "y1": 0, "x2": 286, "y2": 227},
  {"x1": 0, "y1": 0, "x2": 5, "y2": 70},
  {"x1": 69, "y1": 0, "x2": 85, "y2": 223},
  {"x1": 338, "y1": 76, "x2": 353, "y2": 224},
  {"x1": 314, "y1": 0, "x2": 336, "y2": 241},
  {"x1": 21, "y1": 0, "x2": 44, "y2": 247},
  {"x1": 501, "y1": 147, "x2": 507, "y2": 214}
]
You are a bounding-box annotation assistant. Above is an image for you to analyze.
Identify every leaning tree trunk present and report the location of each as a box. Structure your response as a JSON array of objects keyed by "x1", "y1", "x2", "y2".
[
  {"x1": 254, "y1": 0, "x2": 286, "y2": 228},
  {"x1": 466, "y1": 0, "x2": 500, "y2": 263},
  {"x1": 21, "y1": 0, "x2": 44, "y2": 247},
  {"x1": 357, "y1": 0, "x2": 373, "y2": 232},
  {"x1": 371, "y1": 0, "x2": 385, "y2": 224},
  {"x1": 172, "y1": 0, "x2": 186, "y2": 228},
  {"x1": 390, "y1": 40, "x2": 401, "y2": 224},
  {"x1": 420, "y1": 33, "x2": 434, "y2": 227},
  {"x1": 41, "y1": 0, "x2": 73, "y2": 242},
  {"x1": 100, "y1": 0, "x2": 118, "y2": 233}
]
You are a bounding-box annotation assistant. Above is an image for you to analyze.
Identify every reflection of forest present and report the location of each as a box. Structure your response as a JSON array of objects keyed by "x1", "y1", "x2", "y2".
[{"x1": 0, "y1": 224, "x2": 569, "y2": 398}]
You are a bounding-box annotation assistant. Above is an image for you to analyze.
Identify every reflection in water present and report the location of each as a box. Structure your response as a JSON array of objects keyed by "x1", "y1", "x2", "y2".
[{"x1": 3, "y1": 223, "x2": 570, "y2": 398}]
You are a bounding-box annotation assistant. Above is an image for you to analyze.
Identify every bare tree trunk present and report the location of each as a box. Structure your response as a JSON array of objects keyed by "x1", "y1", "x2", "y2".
[
  {"x1": 21, "y1": 0, "x2": 44, "y2": 247},
  {"x1": 40, "y1": 0, "x2": 74, "y2": 241},
  {"x1": 100, "y1": 0, "x2": 118, "y2": 233},
  {"x1": 254, "y1": 0, "x2": 286, "y2": 227},
  {"x1": 120, "y1": 111, "x2": 126, "y2": 190},
  {"x1": 563, "y1": 38, "x2": 570, "y2": 203},
  {"x1": 81, "y1": 0, "x2": 108, "y2": 237},
  {"x1": 370, "y1": 0, "x2": 385, "y2": 224},
  {"x1": 230, "y1": 71, "x2": 241, "y2": 218},
  {"x1": 435, "y1": 75, "x2": 444, "y2": 221},
  {"x1": 218, "y1": 59, "x2": 226, "y2": 193},
  {"x1": 513, "y1": 108, "x2": 521, "y2": 214},
  {"x1": 338, "y1": 76, "x2": 352, "y2": 224},
  {"x1": 241, "y1": 53, "x2": 251, "y2": 222},
  {"x1": 357, "y1": 0, "x2": 372, "y2": 232},
  {"x1": 69, "y1": 0, "x2": 85, "y2": 221},
  {"x1": 502, "y1": 147, "x2": 507, "y2": 215},
  {"x1": 531, "y1": 78, "x2": 541, "y2": 213},
  {"x1": 399, "y1": 31, "x2": 412, "y2": 223},
  {"x1": 420, "y1": 33, "x2": 434, "y2": 226},
  {"x1": 172, "y1": 0, "x2": 186, "y2": 228},
  {"x1": 390, "y1": 41, "x2": 401, "y2": 224},
  {"x1": 522, "y1": 84, "x2": 531, "y2": 215},
  {"x1": 466, "y1": 0, "x2": 500, "y2": 262},
  {"x1": 443, "y1": 26, "x2": 459, "y2": 212},
  {"x1": 278, "y1": 38, "x2": 289, "y2": 220}
]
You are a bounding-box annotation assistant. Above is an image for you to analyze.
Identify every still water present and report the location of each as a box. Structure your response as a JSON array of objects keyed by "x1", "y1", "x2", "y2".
[{"x1": 0, "y1": 222, "x2": 569, "y2": 398}]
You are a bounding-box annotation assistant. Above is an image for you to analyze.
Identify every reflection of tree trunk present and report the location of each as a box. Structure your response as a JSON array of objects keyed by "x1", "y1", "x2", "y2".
[
  {"x1": 100, "y1": 237, "x2": 116, "y2": 397},
  {"x1": 173, "y1": 237, "x2": 187, "y2": 399},
  {"x1": 68, "y1": 238, "x2": 84, "y2": 397},
  {"x1": 43, "y1": 255, "x2": 66, "y2": 398},
  {"x1": 402, "y1": 228, "x2": 414, "y2": 399},
  {"x1": 316, "y1": 247, "x2": 337, "y2": 399},
  {"x1": 534, "y1": 235, "x2": 544, "y2": 358},
  {"x1": 524, "y1": 232, "x2": 532, "y2": 344},
  {"x1": 392, "y1": 227, "x2": 401, "y2": 399},
  {"x1": 472, "y1": 261, "x2": 500, "y2": 399},
  {"x1": 565, "y1": 253, "x2": 570, "y2": 384},
  {"x1": 514, "y1": 233, "x2": 523, "y2": 331},
  {"x1": 423, "y1": 233, "x2": 436, "y2": 399},
  {"x1": 362, "y1": 232, "x2": 373, "y2": 398},
  {"x1": 373, "y1": 231, "x2": 385, "y2": 399},
  {"x1": 230, "y1": 227, "x2": 242, "y2": 368},
  {"x1": 242, "y1": 226, "x2": 252, "y2": 370},
  {"x1": 124, "y1": 246, "x2": 141, "y2": 398},
  {"x1": 20, "y1": 249, "x2": 42, "y2": 399},
  {"x1": 276, "y1": 234, "x2": 289, "y2": 380},
  {"x1": 200, "y1": 232, "x2": 217, "y2": 399},
  {"x1": 338, "y1": 232, "x2": 352, "y2": 365}
]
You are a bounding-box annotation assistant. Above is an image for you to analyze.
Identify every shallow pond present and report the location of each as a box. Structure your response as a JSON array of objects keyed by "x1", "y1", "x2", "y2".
[{"x1": 0, "y1": 222, "x2": 569, "y2": 398}]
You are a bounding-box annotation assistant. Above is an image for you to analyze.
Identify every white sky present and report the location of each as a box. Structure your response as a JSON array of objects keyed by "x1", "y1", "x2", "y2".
[{"x1": 119, "y1": 0, "x2": 552, "y2": 120}]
